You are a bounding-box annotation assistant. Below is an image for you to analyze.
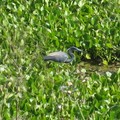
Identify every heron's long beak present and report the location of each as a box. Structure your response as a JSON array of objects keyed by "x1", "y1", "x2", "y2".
[
  {"x1": 74, "y1": 48, "x2": 83, "y2": 53},
  {"x1": 77, "y1": 49, "x2": 82, "y2": 52}
]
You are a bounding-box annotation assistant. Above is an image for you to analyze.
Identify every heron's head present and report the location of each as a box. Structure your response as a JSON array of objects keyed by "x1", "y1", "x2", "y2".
[{"x1": 67, "y1": 46, "x2": 82, "y2": 53}]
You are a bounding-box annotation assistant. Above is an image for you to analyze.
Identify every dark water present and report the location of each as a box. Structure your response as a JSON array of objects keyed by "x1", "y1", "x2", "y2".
[{"x1": 78, "y1": 62, "x2": 120, "y2": 73}]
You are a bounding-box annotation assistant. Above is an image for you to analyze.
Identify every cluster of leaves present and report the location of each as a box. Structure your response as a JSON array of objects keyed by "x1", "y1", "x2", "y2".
[
  {"x1": 0, "y1": 0, "x2": 120, "y2": 119},
  {"x1": 0, "y1": 0, "x2": 120, "y2": 63},
  {"x1": 0, "y1": 63, "x2": 120, "y2": 119}
]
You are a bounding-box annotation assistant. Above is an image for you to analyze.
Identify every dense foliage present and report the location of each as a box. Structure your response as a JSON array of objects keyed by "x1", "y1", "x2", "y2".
[{"x1": 0, "y1": 0, "x2": 120, "y2": 119}]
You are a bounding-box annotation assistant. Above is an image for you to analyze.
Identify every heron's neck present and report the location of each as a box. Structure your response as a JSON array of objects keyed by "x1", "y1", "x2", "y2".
[{"x1": 65, "y1": 50, "x2": 74, "y2": 63}]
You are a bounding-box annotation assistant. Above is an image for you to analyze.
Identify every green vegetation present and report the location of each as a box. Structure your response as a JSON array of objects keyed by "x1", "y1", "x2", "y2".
[{"x1": 0, "y1": 0, "x2": 120, "y2": 119}]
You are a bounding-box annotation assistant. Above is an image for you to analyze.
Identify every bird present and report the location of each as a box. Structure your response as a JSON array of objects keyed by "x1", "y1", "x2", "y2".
[{"x1": 43, "y1": 46, "x2": 82, "y2": 63}]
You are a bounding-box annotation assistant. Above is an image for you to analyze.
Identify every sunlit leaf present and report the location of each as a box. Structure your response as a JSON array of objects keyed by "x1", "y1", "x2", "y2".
[
  {"x1": 103, "y1": 60, "x2": 108, "y2": 65},
  {"x1": 86, "y1": 54, "x2": 91, "y2": 59}
]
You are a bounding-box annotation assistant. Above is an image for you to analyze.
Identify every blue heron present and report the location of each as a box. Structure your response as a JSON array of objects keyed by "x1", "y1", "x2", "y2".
[{"x1": 44, "y1": 46, "x2": 82, "y2": 63}]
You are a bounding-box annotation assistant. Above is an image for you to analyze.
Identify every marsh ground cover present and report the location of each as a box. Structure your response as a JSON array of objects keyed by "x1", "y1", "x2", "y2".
[{"x1": 0, "y1": 0, "x2": 120, "y2": 119}]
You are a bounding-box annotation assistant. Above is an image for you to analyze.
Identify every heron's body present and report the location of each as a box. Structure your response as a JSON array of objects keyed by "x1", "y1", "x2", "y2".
[
  {"x1": 44, "y1": 46, "x2": 82, "y2": 63},
  {"x1": 44, "y1": 51, "x2": 69, "y2": 63}
]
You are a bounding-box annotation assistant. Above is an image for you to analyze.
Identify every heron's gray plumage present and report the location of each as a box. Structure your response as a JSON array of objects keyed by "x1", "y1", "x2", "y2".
[
  {"x1": 44, "y1": 51, "x2": 68, "y2": 62},
  {"x1": 44, "y1": 46, "x2": 82, "y2": 63}
]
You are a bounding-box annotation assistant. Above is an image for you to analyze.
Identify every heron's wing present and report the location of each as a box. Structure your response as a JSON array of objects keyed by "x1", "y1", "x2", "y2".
[
  {"x1": 48, "y1": 51, "x2": 67, "y2": 57},
  {"x1": 45, "y1": 51, "x2": 68, "y2": 62}
]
